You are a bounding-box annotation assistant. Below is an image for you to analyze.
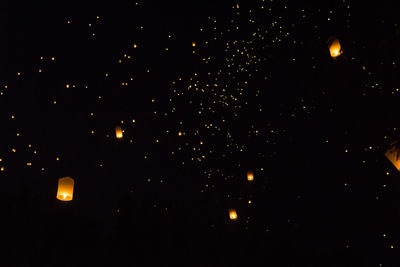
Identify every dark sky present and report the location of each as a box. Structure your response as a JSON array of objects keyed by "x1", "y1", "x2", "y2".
[{"x1": 3, "y1": 0, "x2": 400, "y2": 266}]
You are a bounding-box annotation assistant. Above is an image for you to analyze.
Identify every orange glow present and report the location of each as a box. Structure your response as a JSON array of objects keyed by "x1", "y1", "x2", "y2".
[
  {"x1": 115, "y1": 126, "x2": 123, "y2": 139},
  {"x1": 329, "y1": 38, "x2": 342, "y2": 58},
  {"x1": 247, "y1": 170, "x2": 254, "y2": 181},
  {"x1": 385, "y1": 141, "x2": 400, "y2": 171},
  {"x1": 178, "y1": 131, "x2": 182, "y2": 136},
  {"x1": 56, "y1": 177, "x2": 74, "y2": 201},
  {"x1": 229, "y1": 208, "x2": 238, "y2": 220}
]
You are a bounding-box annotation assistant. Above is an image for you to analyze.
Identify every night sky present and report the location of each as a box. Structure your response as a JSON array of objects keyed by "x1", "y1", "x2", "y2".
[{"x1": 3, "y1": 0, "x2": 400, "y2": 266}]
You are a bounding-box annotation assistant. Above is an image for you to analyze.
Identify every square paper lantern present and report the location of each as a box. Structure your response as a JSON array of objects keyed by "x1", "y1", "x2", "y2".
[
  {"x1": 115, "y1": 126, "x2": 123, "y2": 139},
  {"x1": 247, "y1": 170, "x2": 254, "y2": 181},
  {"x1": 229, "y1": 208, "x2": 238, "y2": 221},
  {"x1": 385, "y1": 141, "x2": 400, "y2": 171},
  {"x1": 56, "y1": 177, "x2": 74, "y2": 201},
  {"x1": 328, "y1": 37, "x2": 343, "y2": 58}
]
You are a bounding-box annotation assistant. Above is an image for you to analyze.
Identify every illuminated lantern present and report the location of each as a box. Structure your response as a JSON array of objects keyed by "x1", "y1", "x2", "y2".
[
  {"x1": 56, "y1": 177, "x2": 74, "y2": 201},
  {"x1": 229, "y1": 208, "x2": 238, "y2": 221},
  {"x1": 385, "y1": 141, "x2": 400, "y2": 171},
  {"x1": 328, "y1": 37, "x2": 343, "y2": 58},
  {"x1": 115, "y1": 126, "x2": 123, "y2": 139},
  {"x1": 247, "y1": 170, "x2": 254, "y2": 181}
]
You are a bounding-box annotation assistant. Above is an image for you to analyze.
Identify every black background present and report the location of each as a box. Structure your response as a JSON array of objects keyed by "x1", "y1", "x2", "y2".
[{"x1": 2, "y1": 0, "x2": 400, "y2": 266}]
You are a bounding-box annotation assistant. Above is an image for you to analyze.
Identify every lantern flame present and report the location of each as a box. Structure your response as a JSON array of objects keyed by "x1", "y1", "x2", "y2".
[
  {"x1": 329, "y1": 39, "x2": 342, "y2": 58},
  {"x1": 56, "y1": 177, "x2": 74, "y2": 201},
  {"x1": 115, "y1": 126, "x2": 123, "y2": 139},
  {"x1": 229, "y1": 208, "x2": 238, "y2": 220}
]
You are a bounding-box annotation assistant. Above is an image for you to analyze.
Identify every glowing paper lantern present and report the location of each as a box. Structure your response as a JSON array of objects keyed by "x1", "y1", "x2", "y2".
[
  {"x1": 328, "y1": 38, "x2": 342, "y2": 58},
  {"x1": 247, "y1": 170, "x2": 254, "y2": 181},
  {"x1": 56, "y1": 177, "x2": 74, "y2": 201},
  {"x1": 229, "y1": 208, "x2": 238, "y2": 221},
  {"x1": 385, "y1": 141, "x2": 400, "y2": 171},
  {"x1": 115, "y1": 126, "x2": 123, "y2": 139}
]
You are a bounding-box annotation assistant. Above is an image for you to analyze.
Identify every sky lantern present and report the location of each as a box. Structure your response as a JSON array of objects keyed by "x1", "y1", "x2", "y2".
[
  {"x1": 115, "y1": 126, "x2": 123, "y2": 139},
  {"x1": 328, "y1": 38, "x2": 343, "y2": 58},
  {"x1": 229, "y1": 208, "x2": 238, "y2": 221},
  {"x1": 56, "y1": 177, "x2": 74, "y2": 201},
  {"x1": 385, "y1": 141, "x2": 400, "y2": 171},
  {"x1": 247, "y1": 170, "x2": 254, "y2": 181}
]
